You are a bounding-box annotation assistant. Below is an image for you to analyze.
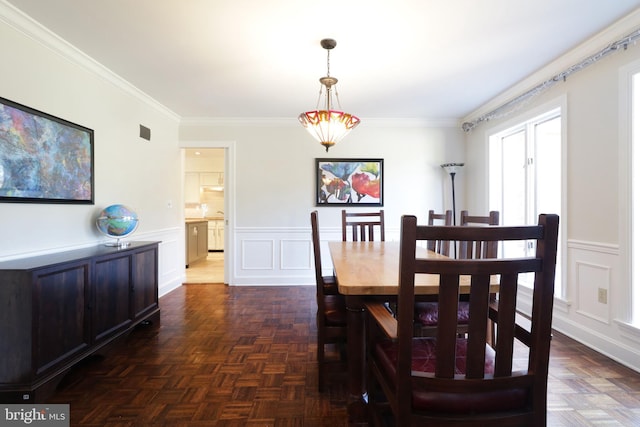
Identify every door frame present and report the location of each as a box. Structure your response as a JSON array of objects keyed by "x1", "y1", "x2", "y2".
[{"x1": 180, "y1": 140, "x2": 235, "y2": 285}]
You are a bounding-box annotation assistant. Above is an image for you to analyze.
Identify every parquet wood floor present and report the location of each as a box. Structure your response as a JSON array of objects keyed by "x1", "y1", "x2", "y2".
[{"x1": 48, "y1": 284, "x2": 640, "y2": 426}]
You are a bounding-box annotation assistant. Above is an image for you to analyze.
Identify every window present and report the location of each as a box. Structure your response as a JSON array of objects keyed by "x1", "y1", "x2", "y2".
[
  {"x1": 489, "y1": 108, "x2": 562, "y2": 292},
  {"x1": 619, "y1": 61, "x2": 640, "y2": 326},
  {"x1": 631, "y1": 72, "x2": 640, "y2": 324}
]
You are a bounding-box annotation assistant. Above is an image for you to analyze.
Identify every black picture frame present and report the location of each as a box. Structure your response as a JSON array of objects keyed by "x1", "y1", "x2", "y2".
[
  {"x1": 0, "y1": 96, "x2": 94, "y2": 204},
  {"x1": 316, "y1": 158, "x2": 383, "y2": 206}
]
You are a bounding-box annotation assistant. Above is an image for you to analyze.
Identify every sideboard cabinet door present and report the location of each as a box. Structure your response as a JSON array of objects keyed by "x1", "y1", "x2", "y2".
[
  {"x1": 132, "y1": 245, "x2": 159, "y2": 320},
  {"x1": 34, "y1": 262, "x2": 91, "y2": 376},
  {"x1": 92, "y1": 254, "x2": 133, "y2": 342}
]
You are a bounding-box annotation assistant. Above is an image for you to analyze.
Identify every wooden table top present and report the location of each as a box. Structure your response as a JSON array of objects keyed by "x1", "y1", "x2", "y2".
[{"x1": 328, "y1": 241, "x2": 487, "y2": 296}]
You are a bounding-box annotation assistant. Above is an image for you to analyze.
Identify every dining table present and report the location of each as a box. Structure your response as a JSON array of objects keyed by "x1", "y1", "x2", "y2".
[{"x1": 328, "y1": 240, "x2": 498, "y2": 425}]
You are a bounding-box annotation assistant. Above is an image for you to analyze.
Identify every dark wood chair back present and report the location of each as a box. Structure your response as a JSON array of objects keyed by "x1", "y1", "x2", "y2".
[
  {"x1": 415, "y1": 209, "x2": 459, "y2": 337},
  {"x1": 341, "y1": 209, "x2": 385, "y2": 241},
  {"x1": 311, "y1": 210, "x2": 334, "y2": 295},
  {"x1": 310, "y1": 210, "x2": 347, "y2": 391},
  {"x1": 365, "y1": 213, "x2": 559, "y2": 426},
  {"x1": 459, "y1": 210, "x2": 500, "y2": 259},
  {"x1": 427, "y1": 209, "x2": 452, "y2": 256}
]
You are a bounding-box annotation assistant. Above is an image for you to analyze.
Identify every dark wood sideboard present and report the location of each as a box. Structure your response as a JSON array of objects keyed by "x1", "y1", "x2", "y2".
[{"x1": 0, "y1": 241, "x2": 160, "y2": 403}]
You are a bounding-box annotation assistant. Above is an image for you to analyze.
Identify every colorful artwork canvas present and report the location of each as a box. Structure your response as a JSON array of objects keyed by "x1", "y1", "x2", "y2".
[
  {"x1": 0, "y1": 97, "x2": 94, "y2": 204},
  {"x1": 316, "y1": 158, "x2": 383, "y2": 206}
]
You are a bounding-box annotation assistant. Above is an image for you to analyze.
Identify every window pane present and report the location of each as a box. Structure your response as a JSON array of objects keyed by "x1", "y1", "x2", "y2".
[
  {"x1": 535, "y1": 117, "x2": 561, "y2": 217},
  {"x1": 489, "y1": 109, "x2": 562, "y2": 292},
  {"x1": 632, "y1": 73, "x2": 640, "y2": 323},
  {"x1": 501, "y1": 130, "x2": 526, "y2": 258}
]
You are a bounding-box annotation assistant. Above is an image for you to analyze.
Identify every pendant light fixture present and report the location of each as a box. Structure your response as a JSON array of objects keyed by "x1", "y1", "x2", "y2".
[{"x1": 298, "y1": 38, "x2": 360, "y2": 152}]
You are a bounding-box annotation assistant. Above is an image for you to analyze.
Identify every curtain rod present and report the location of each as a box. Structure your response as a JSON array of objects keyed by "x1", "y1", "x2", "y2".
[{"x1": 462, "y1": 27, "x2": 640, "y2": 132}]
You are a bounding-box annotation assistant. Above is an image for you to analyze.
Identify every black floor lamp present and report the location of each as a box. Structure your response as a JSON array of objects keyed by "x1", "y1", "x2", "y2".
[{"x1": 441, "y1": 162, "x2": 464, "y2": 257}]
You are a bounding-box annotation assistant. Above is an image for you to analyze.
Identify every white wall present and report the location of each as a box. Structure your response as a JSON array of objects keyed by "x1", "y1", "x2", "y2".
[
  {"x1": 462, "y1": 11, "x2": 640, "y2": 372},
  {"x1": 180, "y1": 121, "x2": 464, "y2": 284},
  {"x1": 0, "y1": 3, "x2": 464, "y2": 292},
  {"x1": 0, "y1": 4, "x2": 184, "y2": 296}
]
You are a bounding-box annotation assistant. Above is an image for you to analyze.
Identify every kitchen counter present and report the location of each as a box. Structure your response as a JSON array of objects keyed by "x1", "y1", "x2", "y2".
[
  {"x1": 186, "y1": 217, "x2": 224, "y2": 221},
  {"x1": 185, "y1": 218, "x2": 224, "y2": 253},
  {"x1": 185, "y1": 218, "x2": 208, "y2": 224},
  {"x1": 185, "y1": 221, "x2": 208, "y2": 266}
]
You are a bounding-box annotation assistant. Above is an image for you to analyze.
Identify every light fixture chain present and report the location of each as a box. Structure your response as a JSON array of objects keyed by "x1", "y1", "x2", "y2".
[
  {"x1": 325, "y1": 46, "x2": 333, "y2": 110},
  {"x1": 326, "y1": 46, "x2": 342, "y2": 110},
  {"x1": 326, "y1": 47, "x2": 331, "y2": 77}
]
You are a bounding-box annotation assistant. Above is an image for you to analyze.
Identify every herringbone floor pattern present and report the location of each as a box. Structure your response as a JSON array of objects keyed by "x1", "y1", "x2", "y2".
[{"x1": 48, "y1": 284, "x2": 640, "y2": 426}]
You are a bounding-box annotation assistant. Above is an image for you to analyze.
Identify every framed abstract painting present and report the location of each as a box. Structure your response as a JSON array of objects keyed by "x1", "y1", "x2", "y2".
[
  {"x1": 316, "y1": 158, "x2": 383, "y2": 206},
  {"x1": 0, "y1": 96, "x2": 94, "y2": 204}
]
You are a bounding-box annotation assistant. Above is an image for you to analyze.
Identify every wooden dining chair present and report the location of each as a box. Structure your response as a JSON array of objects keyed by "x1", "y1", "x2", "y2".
[
  {"x1": 426, "y1": 209, "x2": 452, "y2": 256},
  {"x1": 342, "y1": 209, "x2": 385, "y2": 241},
  {"x1": 457, "y1": 210, "x2": 501, "y2": 345},
  {"x1": 415, "y1": 209, "x2": 465, "y2": 337},
  {"x1": 310, "y1": 210, "x2": 347, "y2": 392},
  {"x1": 459, "y1": 210, "x2": 500, "y2": 259},
  {"x1": 342, "y1": 208, "x2": 393, "y2": 315},
  {"x1": 365, "y1": 213, "x2": 559, "y2": 426}
]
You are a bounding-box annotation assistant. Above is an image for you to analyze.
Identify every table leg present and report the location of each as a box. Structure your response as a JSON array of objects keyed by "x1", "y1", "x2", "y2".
[{"x1": 345, "y1": 295, "x2": 368, "y2": 425}]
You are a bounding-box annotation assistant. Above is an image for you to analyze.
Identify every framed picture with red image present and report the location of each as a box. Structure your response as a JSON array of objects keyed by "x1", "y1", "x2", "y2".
[{"x1": 315, "y1": 158, "x2": 383, "y2": 206}]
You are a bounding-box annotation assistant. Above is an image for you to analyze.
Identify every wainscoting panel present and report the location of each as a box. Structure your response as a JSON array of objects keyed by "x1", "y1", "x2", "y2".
[
  {"x1": 552, "y1": 240, "x2": 640, "y2": 374},
  {"x1": 565, "y1": 240, "x2": 618, "y2": 325},
  {"x1": 233, "y1": 227, "x2": 320, "y2": 285},
  {"x1": 241, "y1": 239, "x2": 275, "y2": 270},
  {"x1": 575, "y1": 260, "x2": 611, "y2": 324},
  {"x1": 281, "y1": 239, "x2": 312, "y2": 270}
]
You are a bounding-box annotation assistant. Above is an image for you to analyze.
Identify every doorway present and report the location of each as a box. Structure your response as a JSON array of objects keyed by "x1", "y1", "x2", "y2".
[{"x1": 181, "y1": 141, "x2": 234, "y2": 284}]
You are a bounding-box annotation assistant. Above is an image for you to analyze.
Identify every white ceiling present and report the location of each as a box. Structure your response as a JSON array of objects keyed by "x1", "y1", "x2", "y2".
[
  {"x1": 184, "y1": 148, "x2": 223, "y2": 160},
  {"x1": 4, "y1": 0, "x2": 640, "y2": 121}
]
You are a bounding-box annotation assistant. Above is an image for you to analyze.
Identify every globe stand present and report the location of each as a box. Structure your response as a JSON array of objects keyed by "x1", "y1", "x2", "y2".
[{"x1": 104, "y1": 238, "x2": 131, "y2": 248}]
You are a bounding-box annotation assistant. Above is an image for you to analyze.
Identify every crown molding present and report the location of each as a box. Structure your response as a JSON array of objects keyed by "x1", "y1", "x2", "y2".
[
  {"x1": 463, "y1": 7, "x2": 640, "y2": 124},
  {"x1": 180, "y1": 116, "x2": 460, "y2": 128},
  {"x1": 0, "y1": 0, "x2": 180, "y2": 122}
]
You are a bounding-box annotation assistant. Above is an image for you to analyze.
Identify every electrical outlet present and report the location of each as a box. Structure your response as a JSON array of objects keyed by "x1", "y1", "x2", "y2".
[{"x1": 597, "y1": 288, "x2": 607, "y2": 304}]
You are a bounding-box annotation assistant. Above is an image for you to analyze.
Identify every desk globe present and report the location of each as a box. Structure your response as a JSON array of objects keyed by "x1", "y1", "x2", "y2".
[{"x1": 96, "y1": 204, "x2": 139, "y2": 247}]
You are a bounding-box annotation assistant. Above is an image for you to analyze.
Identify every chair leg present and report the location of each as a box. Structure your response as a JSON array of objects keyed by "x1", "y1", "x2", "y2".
[
  {"x1": 317, "y1": 318, "x2": 326, "y2": 392},
  {"x1": 367, "y1": 366, "x2": 392, "y2": 426},
  {"x1": 317, "y1": 343, "x2": 325, "y2": 392},
  {"x1": 487, "y1": 319, "x2": 496, "y2": 348}
]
